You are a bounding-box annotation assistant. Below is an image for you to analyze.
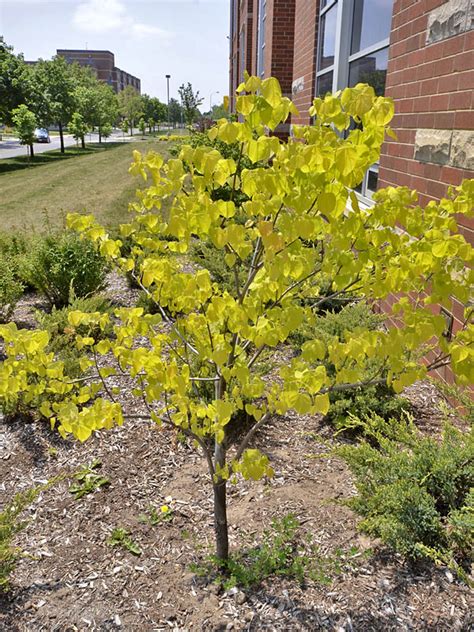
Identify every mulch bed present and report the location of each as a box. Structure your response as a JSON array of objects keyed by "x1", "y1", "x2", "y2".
[{"x1": 1, "y1": 275, "x2": 472, "y2": 631}]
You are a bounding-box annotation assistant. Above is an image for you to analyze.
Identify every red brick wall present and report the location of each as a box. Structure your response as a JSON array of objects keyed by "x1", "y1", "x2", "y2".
[
  {"x1": 378, "y1": 0, "x2": 473, "y2": 378},
  {"x1": 380, "y1": 0, "x2": 473, "y2": 221},
  {"x1": 267, "y1": 0, "x2": 296, "y2": 96},
  {"x1": 291, "y1": 0, "x2": 319, "y2": 124}
]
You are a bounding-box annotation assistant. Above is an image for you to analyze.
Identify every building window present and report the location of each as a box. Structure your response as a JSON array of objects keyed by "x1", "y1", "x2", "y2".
[
  {"x1": 257, "y1": 0, "x2": 267, "y2": 78},
  {"x1": 316, "y1": 0, "x2": 393, "y2": 199}
]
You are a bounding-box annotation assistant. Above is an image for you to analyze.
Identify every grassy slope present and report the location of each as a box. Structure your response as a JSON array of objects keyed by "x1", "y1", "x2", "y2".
[{"x1": 0, "y1": 140, "x2": 173, "y2": 233}]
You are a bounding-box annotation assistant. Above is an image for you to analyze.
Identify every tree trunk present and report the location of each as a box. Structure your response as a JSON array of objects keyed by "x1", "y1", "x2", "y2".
[
  {"x1": 213, "y1": 441, "x2": 229, "y2": 562},
  {"x1": 98, "y1": 126, "x2": 102, "y2": 144},
  {"x1": 29, "y1": 143, "x2": 34, "y2": 159},
  {"x1": 81, "y1": 136, "x2": 85, "y2": 149},
  {"x1": 58, "y1": 121, "x2": 65, "y2": 153}
]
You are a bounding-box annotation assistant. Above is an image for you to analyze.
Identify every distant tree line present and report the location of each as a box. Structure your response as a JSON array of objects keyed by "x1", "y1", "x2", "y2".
[
  {"x1": 1, "y1": 37, "x2": 228, "y2": 158},
  {"x1": 0, "y1": 37, "x2": 208, "y2": 158}
]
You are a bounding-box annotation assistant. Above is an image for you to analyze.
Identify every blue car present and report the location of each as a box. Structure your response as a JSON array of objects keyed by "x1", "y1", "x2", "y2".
[{"x1": 34, "y1": 128, "x2": 51, "y2": 143}]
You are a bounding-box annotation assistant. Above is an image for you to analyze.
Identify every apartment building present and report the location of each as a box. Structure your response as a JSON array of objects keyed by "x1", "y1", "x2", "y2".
[
  {"x1": 57, "y1": 49, "x2": 141, "y2": 94},
  {"x1": 229, "y1": 0, "x2": 473, "y2": 380}
]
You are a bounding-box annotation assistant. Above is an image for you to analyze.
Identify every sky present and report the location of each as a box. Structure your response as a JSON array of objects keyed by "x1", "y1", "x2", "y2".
[{"x1": 0, "y1": 0, "x2": 230, "y2": 107}]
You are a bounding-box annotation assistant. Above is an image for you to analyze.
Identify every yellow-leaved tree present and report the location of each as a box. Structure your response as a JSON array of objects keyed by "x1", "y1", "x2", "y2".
[{"x1": 1, "y1": 76, "x2": 473, "y2": 561}]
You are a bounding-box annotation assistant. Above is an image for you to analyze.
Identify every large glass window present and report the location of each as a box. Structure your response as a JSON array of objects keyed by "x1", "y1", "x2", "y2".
[
  {"x1": 351, "y1": 0, "x2": 393, "y2": 54},
  {"x1": 316, "y1": 71, "x2": 334, "y2": 97},
  {"x1": 348, "y1": 47, "x2": 388, "y2": 96},
  {"x1": 315, "y1": 0, "x2": 393, "y2": 200},
  {"x1": 318, "y1": 4, "x2": 337, "y2": 71}
]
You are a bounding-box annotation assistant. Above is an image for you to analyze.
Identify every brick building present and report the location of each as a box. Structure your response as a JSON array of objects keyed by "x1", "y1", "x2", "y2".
[
  {"x1": 57, "y1": 49, "x2": 141, "y2": 94},
  {"x1": 230, "y1": 0, "x2": 473, "y2": 380}
]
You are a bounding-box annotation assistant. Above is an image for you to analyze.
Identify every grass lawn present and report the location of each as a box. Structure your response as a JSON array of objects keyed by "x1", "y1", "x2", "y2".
[{"x1": 0, "y1": 140, "x2": 174, "y2": 233}]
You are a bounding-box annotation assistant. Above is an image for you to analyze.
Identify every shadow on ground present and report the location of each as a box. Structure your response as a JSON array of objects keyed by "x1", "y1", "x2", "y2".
[{"x1": 0, "y1": 143, "x2": 124, "y2": 175}]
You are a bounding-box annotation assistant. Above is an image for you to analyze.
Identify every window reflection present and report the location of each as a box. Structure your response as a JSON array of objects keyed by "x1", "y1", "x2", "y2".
[
  {"x1": 316, "y1": 72, "x2": 333, "y2": 97},
  {"x1": 348, "y1": 48, "x2": 388, "y2": 95},
  {"x1": 351, "y1": 0, "x2": 393, "y2": 54},
  {"x1": 366, "y1": 165, "x2": 379, "y2": 199},
  {"x1": 318, "y1": 4, "x2": 337, "y2": 70}
]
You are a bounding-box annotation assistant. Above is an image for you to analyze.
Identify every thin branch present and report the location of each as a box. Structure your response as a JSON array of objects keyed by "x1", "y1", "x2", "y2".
[
  {"x1": 92, "y1": 349, "x2": 117, "y2": 403},
  {"x1": 233, "y1": 412, "x2": 271, "y2": 465},
  {"x1": 130, "y1": 270, "x2": 200, "y2": 356}
]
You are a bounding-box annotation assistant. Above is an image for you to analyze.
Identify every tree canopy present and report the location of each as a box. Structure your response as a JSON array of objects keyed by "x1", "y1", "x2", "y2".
[
  {"x1": 0, "y1": 76, "x2": 472, "y2": 563},
  {"x1": 178, "y1": 82, "x2": 203, "y2": 125}
]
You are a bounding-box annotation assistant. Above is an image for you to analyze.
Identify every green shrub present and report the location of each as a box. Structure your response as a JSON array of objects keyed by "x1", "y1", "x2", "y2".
[
  {"x1": 0, "y1": 485, "x2": 40, "y2": 592},
  {"x1": 0, "y1": 255, "x2": 24, "y2": 322},
  {"x1": 171, "y1": 130, "x2": 260, "y2": 205},
  {"x1": 291, "y1": 303, "x2": 410, "y2": 426},
  {"x1": 327, "y1": 383, "x2": 410, "y2": 430},
  {"x1": 337, "y1": 416, "x2": 473, "y2": 579},
  {"x1": 24, "y1": 231, "x2": 108, "y2": 307},
  {"x1": 191, "y1": 514, "x2": 355, "y2": 589},
  {"x1": 290, "y1": 301, "x2": 383, "y2": 349},
  {"x1": 35, "y1": 295, "x2": 113, "y2": 376},
  {"x1": 190, "y1": 240, "x2": 242, "y2": 297}
]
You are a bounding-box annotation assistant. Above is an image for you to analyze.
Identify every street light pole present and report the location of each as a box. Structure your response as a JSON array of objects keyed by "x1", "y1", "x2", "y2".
[
  {"x1": 166, "y1": 74, "x2": 171, "y2": 129},
  {"x1": 209, "y1": 90, "x2": 220, "y2": 114}
]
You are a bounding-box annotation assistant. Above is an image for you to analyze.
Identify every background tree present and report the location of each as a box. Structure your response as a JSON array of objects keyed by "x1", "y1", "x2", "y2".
[
  {"x1": 101, "y1": 122, "x2": 113, "y2": 142},
  {"x1": 1, "y1": 79, "x2": 472, "y2": 566},
  {"x1": 121, "y1": 119, "x2": 129, "y2": 137},
  {"x1": 11, "y1": 104, "x2": 37, "y2": 159},
  {"x1": 178, "y1": 82, "x2": 203, "y2": 125},
  {"x1": 138, "y1": 117, "x2": 146, "y2": 137},
  {"x1": 0, "y1": 38, "x2": 33, "y2": 125},
  {"x1": 117, "y1": 86, "x2": 142, "y2": 135},
  {"x1": 208, "y1": 103, "x2": 230, "y2": 120},
  {"x1": 68, "y1": 112, "x2": 88, "y2": 149},
  {"x1": 73, "y1": 82, "x2": 117, "y2": 143},
  {"x1": 167, "y1": 98, "x2": 183, "y2": 128},
  {"x1": 33, "y1": 56, "x2": 76, "y2": 153}
]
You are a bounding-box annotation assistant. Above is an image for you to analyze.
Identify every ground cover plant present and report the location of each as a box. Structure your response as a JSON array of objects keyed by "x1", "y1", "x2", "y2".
[
  {"x1": 0, "y1": 76, "x2": 472, "y2": 574},
  {"x1": 337, "y1": 413, "x2": 473, "y2": 582}
]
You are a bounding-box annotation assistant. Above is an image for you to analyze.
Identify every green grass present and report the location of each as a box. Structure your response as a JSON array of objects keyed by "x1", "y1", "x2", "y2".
[{"x1": 0, "y1": 140, "x2": 173, "y2": 232}]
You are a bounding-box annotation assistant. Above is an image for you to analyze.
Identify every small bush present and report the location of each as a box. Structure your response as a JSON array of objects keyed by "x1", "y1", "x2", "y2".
[
  {"x1": 0, "y1": 232, "x2": 30, "y2": 320},
  {"x1": 0, "y1": 485, "x2": 40, "y2": 592},
  {"x1": 291, "y1": 303, "x2": 410, "y2": 426},
  {"x1": 35, "y1": 295, "x2": 113, "y2": 376},
  {"x1": 337, "y1": 415, "x2": 474, "y2": 579},
  {"x1": 24, "y1": 231, "x2": 108, "y2": 307},
  {"x1": 0, "y1": 255, "x2": 24, "y2": 322},
  {"x1": 327, "y1": 383, "x2": 411, "y2": 430},
  {"x1": 190, "y1": 240, "x2": 241, "y2": 296},
  {"x1": 171, "y1": 130, "x2": 260, "y2": 205},
  {"x1": 191, "y1": 514, "x2": 356, "y2": 589},
  {"x1": 290, "y1": 301, "x2": 383, "y2": 349}
]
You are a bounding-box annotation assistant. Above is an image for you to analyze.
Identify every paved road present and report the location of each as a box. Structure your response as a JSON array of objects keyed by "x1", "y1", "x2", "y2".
[{"x1": 0, "y1": 131, "x2": 130, "y2": 160}]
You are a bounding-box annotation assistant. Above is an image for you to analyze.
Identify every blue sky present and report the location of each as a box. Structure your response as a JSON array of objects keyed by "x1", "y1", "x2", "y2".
[{"x1": 1, "y1": 0, "x2": 230, "y2": 107}]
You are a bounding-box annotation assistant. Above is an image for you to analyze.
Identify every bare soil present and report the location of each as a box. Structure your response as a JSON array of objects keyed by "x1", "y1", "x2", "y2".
[{"x1": 1, "y1": 277, "x2": 472, "y2": 631}]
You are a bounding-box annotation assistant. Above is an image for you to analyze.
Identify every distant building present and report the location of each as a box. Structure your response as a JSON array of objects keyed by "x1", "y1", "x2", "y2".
[{"x1": 56, "y1": 49, "x2": 140, "y2": 94}]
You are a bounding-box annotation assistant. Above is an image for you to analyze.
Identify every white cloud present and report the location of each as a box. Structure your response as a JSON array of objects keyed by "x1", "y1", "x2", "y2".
[
  {"x1": 73, "y1": 0, "x2": 126, "y2": 33},
  {"x1": 131, "y1": 23, "x2": 171, "y2": 38},
  {"x1": 73, "y1": 0, "x2": 173, "y2": 38}
]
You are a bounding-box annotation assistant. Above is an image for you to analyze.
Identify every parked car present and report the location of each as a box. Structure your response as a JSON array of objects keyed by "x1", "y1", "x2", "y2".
[{"x1": 34, "y1": 128, "x2": 51, "y2": 143}]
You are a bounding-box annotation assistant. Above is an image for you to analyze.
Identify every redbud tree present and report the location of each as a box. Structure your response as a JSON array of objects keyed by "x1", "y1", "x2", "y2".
[{"x1": 1, "y1": 76, "x2": 472, "y2": 561}]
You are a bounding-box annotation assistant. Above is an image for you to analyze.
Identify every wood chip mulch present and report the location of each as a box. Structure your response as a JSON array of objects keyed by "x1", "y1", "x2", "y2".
[{"x1": 1, "y1": 275, "x2": 473, "y2": 631}]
